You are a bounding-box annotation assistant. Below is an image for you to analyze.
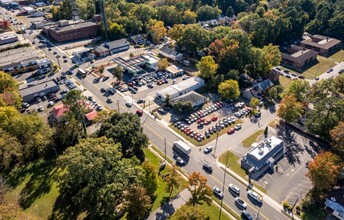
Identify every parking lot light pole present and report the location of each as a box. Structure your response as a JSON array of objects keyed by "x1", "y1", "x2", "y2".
[
  {"x1": 219, "y1": 151, "x2": 230, "y2": 220},
  {"x1": 164, "y1": 138, "x2": 167, "y2": 161},
  {"x1": 212, "y1": 132, "x2": 219, "y2": 158},
  {"x1": 117, "y1": 101, "x2": 120, "y2": 113}
]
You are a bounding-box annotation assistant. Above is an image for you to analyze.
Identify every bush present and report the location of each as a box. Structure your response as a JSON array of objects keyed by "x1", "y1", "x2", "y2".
[{"x1": 282, "y1": 201, "x2": 292, "y2": 211}]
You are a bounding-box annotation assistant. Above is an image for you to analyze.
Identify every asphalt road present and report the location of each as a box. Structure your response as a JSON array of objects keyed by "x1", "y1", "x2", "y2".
[{"x1": 4, "y1": 12, "x2": 292, "y2": 219}]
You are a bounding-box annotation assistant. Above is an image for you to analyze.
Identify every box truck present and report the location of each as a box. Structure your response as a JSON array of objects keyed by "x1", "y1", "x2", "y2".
[{"x1": 173, "y1": 141, "x2": 191, "y2": 155}]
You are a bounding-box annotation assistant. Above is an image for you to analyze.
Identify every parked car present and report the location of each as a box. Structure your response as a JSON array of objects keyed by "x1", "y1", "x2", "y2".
[
  {"x1": 228, "y1": 183, "x2": 240, "y2": 195},
  {"x1": 204, "y1": 146, "x2": 213, "y2": 154},
  {"x1": 211, "y1": 116, "x2": 218, "y2": 121},
  {"x1": 247, "y1": 190, "x2": 263, "y2": 203},
  {"x1": 126, "y1": 102, "x2": 132, "y2": 107},
  {"x1": 136, "y1": 110, "x2": 143, "y2": 117},
  {"x1": 235, "y1": 197, "x2": 247, "y2": 209},
  {"x1": 106, "y1": 98, "x2": 113, "y2": 103},
  {"x1": 137, "y1": 99, "x2": 145, "y2": 104},
  {"x1": 176, "y1": 156, "x2": 185, "y2": 165},
  {"x1": 213, "y1": 186, "x2": 224, "y2": 199},
  {"x1": 100, "y1": 88, "x2": 106, "y2": 93},
  {"x1": 21, "y1": 102, "x2": 30, "y2": 108},
  {"x1": 227, "y1": 128, "x2": 236, "y2": 134},
  {"x1": 235, "y1": 124, "x2": 242, "y2": 130}
]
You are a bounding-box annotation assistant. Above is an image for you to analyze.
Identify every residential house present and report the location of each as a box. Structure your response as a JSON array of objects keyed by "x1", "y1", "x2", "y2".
[
  {"x1": 170, "y1": 91, "x2": 206, "y2": 108},
  {"x1": 129, "y1": 34, "x2": 146, "y2": 45},
  {"x1": 300, "y1": 34, "x2": 341, "y2": 56},
  {"x1": 51, "y1": 102, "x2": 97, "y2": 125},
  {"x1": 159, "y1": 45, "x2": 184, "y2": 62},
  {"x1": 281, "y1": 45, "x2": 318, "y2": 69},
  {"x1": 242, "y1": 79, "x2": 274, "y2": 101}
]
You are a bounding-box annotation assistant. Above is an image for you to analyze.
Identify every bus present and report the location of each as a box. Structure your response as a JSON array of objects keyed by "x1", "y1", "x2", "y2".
[{"x1": 77, "y1": 68, "x2": 87, "y2": 77}]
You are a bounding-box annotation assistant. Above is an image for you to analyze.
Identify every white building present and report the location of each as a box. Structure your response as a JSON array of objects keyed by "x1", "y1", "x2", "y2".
[
  {"x1": 156, "y1": 77, "x2": 205, "y2": 101},
  {"x1": 0, "y1": 34, "x2": 18, "y2": 45},
  {"x1": 36, "y1": 58, "x2": 52, "y2": 74},
  {"x1": 166, "y1": 65, "x2": 184, "y2": 78},
  {"x1": 170, "y1": 91, "x2": 206, "y2": 108},
  {"x1": 159, "y1": 45, "x2": 184, "y2": 61},
  {"x1": 142, "y1": 54, "x2": 159, "y2": 70}
]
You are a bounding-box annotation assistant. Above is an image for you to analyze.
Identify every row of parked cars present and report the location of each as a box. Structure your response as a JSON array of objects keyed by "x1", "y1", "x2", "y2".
[
  {"x1": 87, "y1": 96, "x2": 103, "y2": 111},
  {"x1": 174, "y1": 121, "x2": 205, "y2": 142},
  {"x1": 184, "y1": 102, "x2": 223, "y2": 125}
]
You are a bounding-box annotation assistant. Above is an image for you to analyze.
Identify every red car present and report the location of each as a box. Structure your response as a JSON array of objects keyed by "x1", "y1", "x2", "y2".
[
  {"x1": 211, "y1": 116, "x2": 218, "y2": 121},
  {"x1": 136, "y1": 110, "x2": 143, "y2": 117},
  {"x1": 204, "y1": 119, "x2": 211, "y2": 125},
  {"x1": 197, "y1": 118, "x2": 205, "y2": 124},
  {"x1": 227, "y1": 128, "x2": 235, "y2": 134}
]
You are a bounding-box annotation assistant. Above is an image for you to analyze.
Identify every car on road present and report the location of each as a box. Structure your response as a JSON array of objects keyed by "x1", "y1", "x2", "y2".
[
  {"x1": 213, "y1": 186, "x2": 224, "y2": 199},
  {"x1": 56, "y1": 55, "x2": 61, "y2": 58},
  {"x1": 235, "y1": 197, "x2": 247, "y2": 209},
  {"x1": 204, "y1": 146, "x2": 213, "y2": 154},
  {"x1": 228, "y1": 183, "x2": 240, "y2": 195},
  {"x1": 63, "y1": 59, "x2": 68, "y2": 63},
  {"x1": 126, "y1": 102, "x2": 132, "y2": 107},
  {"x1": 202, "y1": 163, "x2": 213, "y2": 173},
  {"x1": 235, "y1": 124, "x2": 242, "y2": 130},
  {"x1": 339, "y1": 68, "x2": 344, "y2": 74},
  {"x1": 63, "y1": 55, "x2": 67, "y2": 58},
  {"x1": 100, "y1": 88, "x2": 106, "y2": 93},
  {"x1": 247, "y1": 190, "x2": 263, "y2": 203},
  {"x1": 241, "y1": 210, "x2": 253, "y2": 220},
  {"x1": 21, "y1": 102, "x2": 30, "y2": 108},
  {"x1": 136, "y1": 110, "x2": 143, "y2": 117},
  {"x1": 106, "y1": 98, "x2": 112, "y2": 103},
  {"x1": 48, "y1": 48, "x2": 52, "y2": 51},
  {"x1": 327, "y1": 68, "x2": 333, "y2": 73},
  {"x1": 227, "y1": 127, "x2": 236, "y2": 134},
  {"x1": 176, "y1": 156, "x2": 185, "y2": 165},
  {"x1": 137, "y1": 99, "x2": 145, "y2": 104},
  {"x1": 53, "y1": 51, "x2": 57, "y2": 54},
  {"x1": 103, "y1": 76, "x2": 109, "y2": 81},
  {"x1": 37, "y1": 106, "x2": 44, "y2": 111}
]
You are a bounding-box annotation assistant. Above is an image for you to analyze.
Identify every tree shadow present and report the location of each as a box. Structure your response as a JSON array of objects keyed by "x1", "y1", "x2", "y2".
[
  {"x1": 49, "y1": 192, "x2": 82, "y2": 220},
  {"x1": 153, "y1": 197, "x2": 176, "y2": 220}
]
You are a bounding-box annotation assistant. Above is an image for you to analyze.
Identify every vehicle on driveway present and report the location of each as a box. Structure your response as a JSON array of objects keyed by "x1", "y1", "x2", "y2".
[
  {"x1": 125, "y1": 102, "x2": 132, "y2": 107},
  {"x1": 228, "y1": 183, "x2": 240, "y2": 195},
  {"x1": 204, "y1": 146, "x2": 213, "y2": 154},
  {"x1": 247, "y1": 190, "x2": 263, "y2": 203},
  {"x1": 235, "y1": 197, "x2": 247, "y2": 209},
  {"x1": 213, "y1": 186, "x2": 224, "y2": 199}
]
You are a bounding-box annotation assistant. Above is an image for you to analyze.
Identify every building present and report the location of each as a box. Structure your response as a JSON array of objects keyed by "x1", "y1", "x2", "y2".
[
  {"x1": 44, "y1": 21, "x2": 99, "y2": 42},
  {"x1": 0, "y1": 34, "x2": 18, "y2": 45},
  {"x1": 129, "y1": 34, "x2": 146, "y2": 45},
  {"x1": 141, "y1": 54, "x2": 159, "y2": 70},
  {"x1": 72, "y1": 48, "x2": 94, "y2": 63},
  {"x1": 113, "y1": 56, "x2": 147, "y2": 75},
  {"x1": 242, "y1": 79, "x2": 274, "y2": 101},
  {"x1": 36, "y1": 58, "x2": 52, "y2": 74},
  {"x1": 170, "y1": 91, "x2": 206, "y2": 108},
  {"x1": 22, "y1": 6, "x2": 35, "y2": 14},
  {"x1": 241, "y1": 136, "x2": 284, "y2": 179},
  {"x1": 324, "y1": 187, "x2": 344, "y2": 220},
  {"x1": 160, "y1": 45, "x2": 184, "y2": 62},
  {"x1": 51, "y1": 102, "x2": 97, "y2": 125},
  {"x1": 1, "y1": 57, "x2": 51, "y2": 75},
  {"x1": 165, "y1": 65, "x2": 184, "y2": 78},
  {"x1": 281, "y1": 45, "x2": 318, "y2": 68},
  {"x1": 19, "y1": 80, "x2": 60, "y2": 103},
  {"x1": 156, "y1": 77, "x2": 205, "y2": 101},
  {"x1": 94, "y1": 38, "x2": 130, "y2": 57},
  {"x1": 301, "y1": 34, "x2": 341, "y2": 56}
]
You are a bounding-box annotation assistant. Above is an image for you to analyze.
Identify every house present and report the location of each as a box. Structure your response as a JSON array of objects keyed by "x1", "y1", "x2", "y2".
[
  {"x1": 19, "y1": 80, "x2": 60, "y2": 103},
  {"x1": 22, "y1": 6, "x2": 35, "y2": 14},
  {"x1": 324, "y1": 187, "x2": 344, "y2": 220},
  {"x1": 94, "y1": 38, "x2": 130, "y2": 57},
  {"x1": 0, "y1": 34, "x2": 18, "y2": 45},
  {"x1": 51, "y1": 104, "x2": 69, "y2": 122},
  {"x1": 300, "y1": 34, "x2": 341, "y2": 56},
  {"x1": 242, "y1": 79, "x2": 274, "y2": 101},
  {"x1": 72, "y1": 49, "x2": 94, "y2": 63},
  {"x1": 165, "y1": 65, "x2": 184, "y2": 78},
  {"x1": 281, "y1": 45, "x2": 318, "y2": 68},
  {"x1": 170, "y1": 91, "x2": 206, "y2": 108},
  {"x1": 129, "y1": 34, "x2": 146, "y2": 45},
  {"x1": 51, "y1": 102, "x2": 97, "y2": 125},
  {"x1": 159, "y1": 45, "x2": 184, "y2": 62},
  {"x1": 156, "y1": 77, "x2": 205, "y2": 101},
  {"x1": 241, "y1": 136, "x2": 284, "y2": 180}
]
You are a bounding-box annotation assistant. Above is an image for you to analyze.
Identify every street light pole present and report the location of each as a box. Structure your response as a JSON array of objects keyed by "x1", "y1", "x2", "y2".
[
  {"x1": 164, "y1": 138, "x2": 167, "y2": 161},
  {"x1": 291, "y1": 193, "x2": 302, "y2": 219},
  {"x1": 213, "y1": 132, "x2": 219, "y2": 158},
  {"x1": 219, "y1": 151, "x2": 230, "y2": 220},
  {"x1": 117, "y1": 100, "x2": 120, "y2": 113}
]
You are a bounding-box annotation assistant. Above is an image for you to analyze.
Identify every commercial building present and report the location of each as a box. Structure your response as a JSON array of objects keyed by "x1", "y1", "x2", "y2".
[
  {"x1": 324, "y1": 187, "x2": 344, "y2": 220},
  {"x1": 156, "y1": 77, "x2": 205, "y2": 101},
  {"x1": 170, "y1": 91, "x2": 206, "y2": 108},
  {"x1": 301, "y1": 34, "x2": 341, "y2": 56},
  {"x1": 160, "y1": 45, "x2": 184, "y2": 62},
  {"x1": 141, "y1": 54, "x2": 159, "y2": 70},
  {"x1": 43, "y1": 21, "x2": 99, "y2": 42},
  {"x1": 166, "y1": 65, "x2": 184, "y2": 78},
  {"x1": 19, "y1": 80, "x2": 60, "y2": 103},
  {"x1": 94, "y1": 38, "x2": 130, "y2": 57},
  {"x1": 1, "y1": 57, "x2": 51, "y2": 75},
  {"x1": 242, "y1": 79, "x2": 274, "y2": 101},
  {"x1": 22, "y1": 6, "x2": 35, "y2": 14},
  {"x1": 0, "y1": 34, "x2": 18, "y2": 45},
  {"x1": 241, "y1": 136, "x2": 284, "y2": 180},
  {"x1": 113, "y1": 56, "x2": 147, "y2": 75},
  {"x1": 281, "y1": 45, "x2": 318, "y2": 69}
]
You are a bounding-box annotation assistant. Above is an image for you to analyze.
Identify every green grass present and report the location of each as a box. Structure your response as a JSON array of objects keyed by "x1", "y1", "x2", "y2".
[
  {"x1": 242, "y1": 130, "x2": 264, "y2": 147},
  {"x1": 279, "y1": 75, "x2": 293, "y2": 89},
  {"x1": 329, "y1": 49, "x2": 344, "y2": 62},
  {"x1": 303, "y1": 56, "x2": 336, "y2": 78},
  {"x1": 218, "y1": 151, "x2": 267, "y2": 194},
  {"x1": 170, "y1": 120, "x2": 243, "y2": 146}
]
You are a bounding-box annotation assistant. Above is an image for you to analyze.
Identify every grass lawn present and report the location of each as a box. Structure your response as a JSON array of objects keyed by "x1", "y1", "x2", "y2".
[
  {"x1": 279, "y1": 75, "x2": 293, "y2": 89},
  {"x1": 329, "y1": 49, "x2": 344, "y2": 62},
  {"x1": 169, "y1": 120, "x2": 243, "y2": 146},
  {"x1": 303, "y1": 56, "x2": 336, "y2": 78},
  {"x1": 242, "y1": 130, "x2": 264, "y2": 147}
]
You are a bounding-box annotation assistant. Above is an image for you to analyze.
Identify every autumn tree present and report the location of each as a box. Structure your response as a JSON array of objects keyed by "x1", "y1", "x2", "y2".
[
  {"x1": 330, "y1": 122, "x2": 344, "y2": 158},
  {"x1": 277, "y1": 93, "x2": 303, "y2": 123},
  {"x1": 165, "y1": 164, "x2": 181, "y2": 197},
  {"x1": 250, "y1": 97, "x2": 260, "y2": 109},
  {"x1": 157, "y1": 58, "x2": 169, "y2": 71},
  {"x1": 218, "y1": 80, "x2": 240, "y2": 100},
  {"x1": 125, "y1": 185, "x2": 152, "y2": 220},
  {"x1": 172, "y1": 204, "x2": 207, "y2": 220},
  {"x1": 283, "y1": 79, "x2": 310, "y2": 102},
  {"x1": 196, "y1": 56, "x2": 218, "y2": 80},
  {"x1": 148, "y1": 19, "x2": 167, "y2": 44},
  {"x1": 186, "y1": 172, "x2": 212, "y2": 206},
  {"x1": 0, "y1": 71, "x2": 21, "y2": 109},
  {"x1": 183, "y1": 9, "x2": 197, "y2": 24},
  {"x1": 306, "y1": 152, "x2": 342, "y2": 192}
]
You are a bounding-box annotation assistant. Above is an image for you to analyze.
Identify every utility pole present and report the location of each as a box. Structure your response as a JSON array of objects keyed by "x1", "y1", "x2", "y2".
[
  {"x1": 218, "y1": 151, "x2": 230, "y2": 220},
  {"x1": 117, "y1": 100, "x2": 120, "y2": 112},
  {"x1": 291, "y1": 193, "x2": 302, "y2": 219},
  {"x1": 164, "y1": 138, "x2": 167, "y2": 161},
  {"x1": 148, "y1": 101, "x2": 151, "y2": 114},
  {"x1": 213, "y1": 131, "x2": 219, "y2": 158}
]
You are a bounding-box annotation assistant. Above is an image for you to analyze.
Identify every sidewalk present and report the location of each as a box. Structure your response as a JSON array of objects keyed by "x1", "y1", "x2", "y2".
[{"x1": 146, "y1": 189, "x2": 191, "y2": 220}]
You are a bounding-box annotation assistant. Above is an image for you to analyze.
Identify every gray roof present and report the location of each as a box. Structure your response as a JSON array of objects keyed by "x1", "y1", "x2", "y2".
[
  {"x1": 104, "y1": 38, "x2": 130, "y2": 50},
  {"x1": 281, "y1": 45, "x2": 318, "y2": 65},
  {"x1": 160, "y1": 45, "x2": 179, "y2": 57},
  {"x1": 19, "y1": 80, "x2": 60, "y2": 97},
  {"x1": 256, "y1": 79, "x2": 273, "y2": 91},
  {"x1": 94, "y1": 45, "x2": 108, "y2": 54},
  {"x1": 171, "y1": 91, "x2": 205, "y2": 106},
  {"x1": 301, "y1": 34, "x2": 341, "y2": 50},
  {"x1": 50, "y1": 22, "x2": 98, "y2": 33},
  {"x1": 130, "y1": 34, "x2": 145, "y2": 44}
]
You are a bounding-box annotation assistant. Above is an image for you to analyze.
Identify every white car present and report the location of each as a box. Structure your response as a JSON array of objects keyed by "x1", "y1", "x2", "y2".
[
  {"x1": 235, "y1": 197, "x2": 247, "y2": 209},
  {"x1": 213, "y1": 186, "x2": 224, "y2": 199},
  {"x1": 247, "y1": 190, "x2": 263, "y2": 203},
  {"x1": 126, "y1": 102, "x2": 132, "y2": 107},
  {"x1": 228, "y1": 183, "x2": 240, "y2": 195},
  {"x1": 176, "y1": 156, "x2": 185, "y2": 165},
  {"x1": 235, "y1": 124, "x2": 242, "y2": 130},
  {"x1": 204, "y1": 146, "x2": 213, "y2": 154}
]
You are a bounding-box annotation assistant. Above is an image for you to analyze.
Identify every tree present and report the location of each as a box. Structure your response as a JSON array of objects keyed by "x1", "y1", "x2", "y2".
[
  {"x1": 196, "y1": 5, "x2": 222, "y2": 21},
  {"x1": 108, "y1": 22, "x2": 126, "y2": 40},
  {"x1": 173, "y1": 101, "x2": 193, "y2": 114},
  {"x1": 306, "y1": 152, "x2": 342, "y2": 192},
  {"x1": 134, "y1": 4, "x2": 157, "y2": 29},
  {"x1": 97, "y1": 112, "x2": 149, "y2": 159},
  {"x1": 53, "y1": 118, "x2": 81, "y2": 151},
  {"x1": 157, "y1": 58, "x2": 169, "y2": 71},
  {"x1": 218, "y1": 80, "x2": 240, "y2": 100},
  {"x1": 250, "y1": 97, "x2": 260, "y2": 109},
  {"x1": 0, "y1": 129, "x2": 22, "y2": 171},
  {"x1": 0, "y1": 71, "x2": 21, "y2": 109},
  {"x1": 226, "y1": 6, "x2": 234, "y2": 17},
  {"x1": 330, "y1": 122, "x2": 344, "y2": 159},
  {"x1": 141, "y1": 161, "x2": 158, "y2": 200},
  {"x1": 186, "y1": 172, "x2": 212, "y2": 206},
  {"x1": 283, "y1": 79, "x2": 310, "y2": 102},
  {"x1": 157, "y1": 6, "x2": 182, "y2": 26},
  {"x1": 125, "y1": 185, "x2": 152, "y2": 220},
  {"x1": 112, "y1": 66, "x2": 124, "y2": 83},
  {"x1": 58, "y1": 137, "x2": 144, "y2": 219},
  {"x1": 196, "y1": 56, "x2": 218, "y2": 80},
  {"x1": 277, "y1": 93, "x2": 303, "y2": 123},
  {"x1": 148, "y1": 19, "x2": 167, "y2": 44},
  {"x1": 165, "y1": 164, "x2": 181, "y2": 197},
  {"x1": 172, "y1": 204, "x2": 206, "y2": 220},
  {"x1": 183, "y1": 9, "x2": 197, "y2": 24},
  {"x1": 0, "y1": 71, "x2": 17, "y2": 92}
]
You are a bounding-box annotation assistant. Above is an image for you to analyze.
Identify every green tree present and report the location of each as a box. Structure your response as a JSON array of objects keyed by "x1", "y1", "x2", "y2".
[
  {"x1": 125, "y1": 185, "x2": 152, "y2": 220},
  {"x1": 97, "y1": 112, "x2": 149, "y2": 159},
  {"x1": 58, "y1": 137, "x2": 144, "y2": 219},
  {"x1": 134, "y1": 4, "x2": 157, "y2": 30},
  {"x1": 141, "y1": 161, "x2": 158, "y2": 200},
  {"x1": 196, "y1": 56, "x2": 218, "y2": 80},
  {"x1": 250, "y1": 97, "x2": 260, "y2": 109},
  {"x1": 157, "y1": 6, "x2": 182, "y2": 26},
  {"x1": 176, "y1": 24, "x2": 214, "y2": 52},
  {"x1": 183, "y1": 9, "x2": 197, "y2": 24},
  {"x1": 218, "y1": 80, "x2": 240, "y2": 100},
  {"x1": 0, "y1": 71, "x2": 21, "y2": 109},
  {"x1": 165, "y1": 164, "x2": 181, "y2": 197},
  {"x1": 196, "y1": 5, "x2": 222, "y2": 21},
  {"x1": 148, "y1": 19, "x2": 167, "y2": 44},
  {"x1": 186, "y1": 172, "x2": 212, "y2": 206},
  {"x1": 0, "y1": 129, "x2": 22, "y2": 171},
  {"x1": 172, "y1": 204, "x2": 206, "y2": 220},
  {"x1": 112, "y1": 66, "x2": 124, "y2": 83},
  {"x1": 108, "y1": 22, "x2": 126, "y2": 40},
  {"x1": 53, "y1": 118, "x2": 81, "y2": 151},
  {"x1": 157, "y1": 58, "x2": 169, "y2": 71},
  {"x1": 173, "y1": 101, "x2": 193, "y2": 114},
  {"x1": 283, "y1": 79, "x2": 310, "y2": 102},
  {"x1": 277, "y1": 93, "x2": 303, "y2": 123},
  {"x1": 0, "y1": 71, "x2": 17, "y2": 92},
  {"x1": 330, "y1": 122, "x2": 344, "y2": 159},
  {"x1": 306, "y1": 152, "x2": 342, "y2": 192}
]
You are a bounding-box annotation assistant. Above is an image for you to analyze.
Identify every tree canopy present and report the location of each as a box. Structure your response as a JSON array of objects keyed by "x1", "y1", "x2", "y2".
[
  {"x1": 277, "y1": 93, "x2": 303, "y2": 123},
  {"x1": 218, "y1": 80, "x2": 240, "y2": 100},
  {"x1": 186, "y1": 172, "x2": 212, "y2": 206}
]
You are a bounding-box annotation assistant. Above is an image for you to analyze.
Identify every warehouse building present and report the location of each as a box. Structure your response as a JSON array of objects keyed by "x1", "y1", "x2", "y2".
[
  {"x1": 94, "y1": 38, "x2": 130, "y2": 57},
  {"x1": 0, "y1": 34, "x2": 18, "y2": 45},
  {"x1": 19, "y1": 80, "x2": 60, "y2": 103}
]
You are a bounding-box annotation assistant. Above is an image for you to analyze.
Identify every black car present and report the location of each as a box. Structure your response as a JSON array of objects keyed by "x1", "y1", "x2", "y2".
[
  {"x1": 202, "y1": 163, "x2": 213, "y2": 173},
  {"x1": 106, "y1": 98, "x2": 113, "y2": 103},
  {"x1": 100, "y1": 88, "x2": 106, "y2": 93},
  {"x1": 103, "y1": 76, "x2": 109, "y2": 81},
  {"x1": 241, "y1": 210, "x2": 253, "y2": 220}
]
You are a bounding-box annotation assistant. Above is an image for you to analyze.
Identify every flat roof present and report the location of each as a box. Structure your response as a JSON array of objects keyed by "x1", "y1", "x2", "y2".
[
  {"x1": 0, "y1": 47, "x2": 43, "y2": 67},
  {"x1": 19, "y1": 80, "x2": 59, "y2": 97},
  {"x1": 248, "y1": 136, "x2": 283, "y2": 161},
  {"x1": 172, "y1": 76, "x2": 204, "y2": 91},
  {"x1": 0, "y1": 34, "x2": 17, "y2": 40},
  {"x1": 141, "y1": 55, "x2": 159, "y2": 65},
  {"x1": 166, "y1": 65, "x2": 183, "y2": 74},
  {"x1": 50, "y1": 22, "x2": 98, "y2": 33},
  {"x1": 113, "y1": 56, "x2": 147, "y2": 73},
  {"x1": 302, "y1": 35, "x2": 341, "y2": 50}
]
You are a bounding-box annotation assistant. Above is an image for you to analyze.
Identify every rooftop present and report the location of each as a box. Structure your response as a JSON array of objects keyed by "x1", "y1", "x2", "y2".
[
  {"x1": 50, "y1": 21, "x2": 98, "y2": 33},
  {"x1": 171, "y1": 91, "x2": 205, "y2": 105},
  {"x1": 247, "y1": 136, "x2": 283, "y2": 161},
  {"x1": 325, "y1": 187, "x2": 344, "y2": 216},
  {"x1": 19, "y1": 80, "x2": 60, "y2": 97},
  {"x1": 0, "y1": 47, "x2": 43, "y2": 67},
  {"x1": 104, "y1": 38, "x2": 130, "y2": 50},
  {"x1": 281, "y1": 45, "x2": 318, "y2": 65},
  {"x1": 166, "y1": 65, "x2": 183, "y2": 74},
  {"x1": 141, "y1": 54, "x2": 159, "y2": 65},
  {"x1": 160, "y1": 45, "x2": 180, "y2": 57},
  {"x1": 301, "y1": 34, "x2": 341, "y2": 50},
  {"x1": 172, "y1": 77, "x2": 204, "y2": 91},
  {"x1": 113, "y1": 56, "x2": 147, "y2": 73},
  {"x1": 0, "y1": 34, "x2": 17, "y2": 40}
]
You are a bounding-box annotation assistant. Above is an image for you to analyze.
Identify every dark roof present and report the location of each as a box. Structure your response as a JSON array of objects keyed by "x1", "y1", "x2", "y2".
[
  {"x1": 256, "y1": 79, "x2": 273, "y2": 91},
  {"x1": 171, "y1": 91, "x2": 205, "y2": 106},
  {"x1": 0, "y1": 57, "x2": 40, "y2": 69},
  {"x1": 301, "y1": 35, "x2": 341, "y2": 50},
  {"x1": 130, "y1": 34, "x2": 145, "y2": 44},
  {"x1": 94, "y1": 45, "x2": 109, "y2": 54},
  {"x1": 281, "y1": 45, "x2": 318, "y2": 65},
  {"x1": 160, "y1": 45, "x2": 179, "y2": 56},
  {"x1": 19, "y1": 80, "x2": 60, "y2": 97},
  {"x1": 104, "y1": 38, "x2": 130, "y2": 50},
  {"x1": 50, "y1": 22, "x2": 98, "y2": 33}
]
